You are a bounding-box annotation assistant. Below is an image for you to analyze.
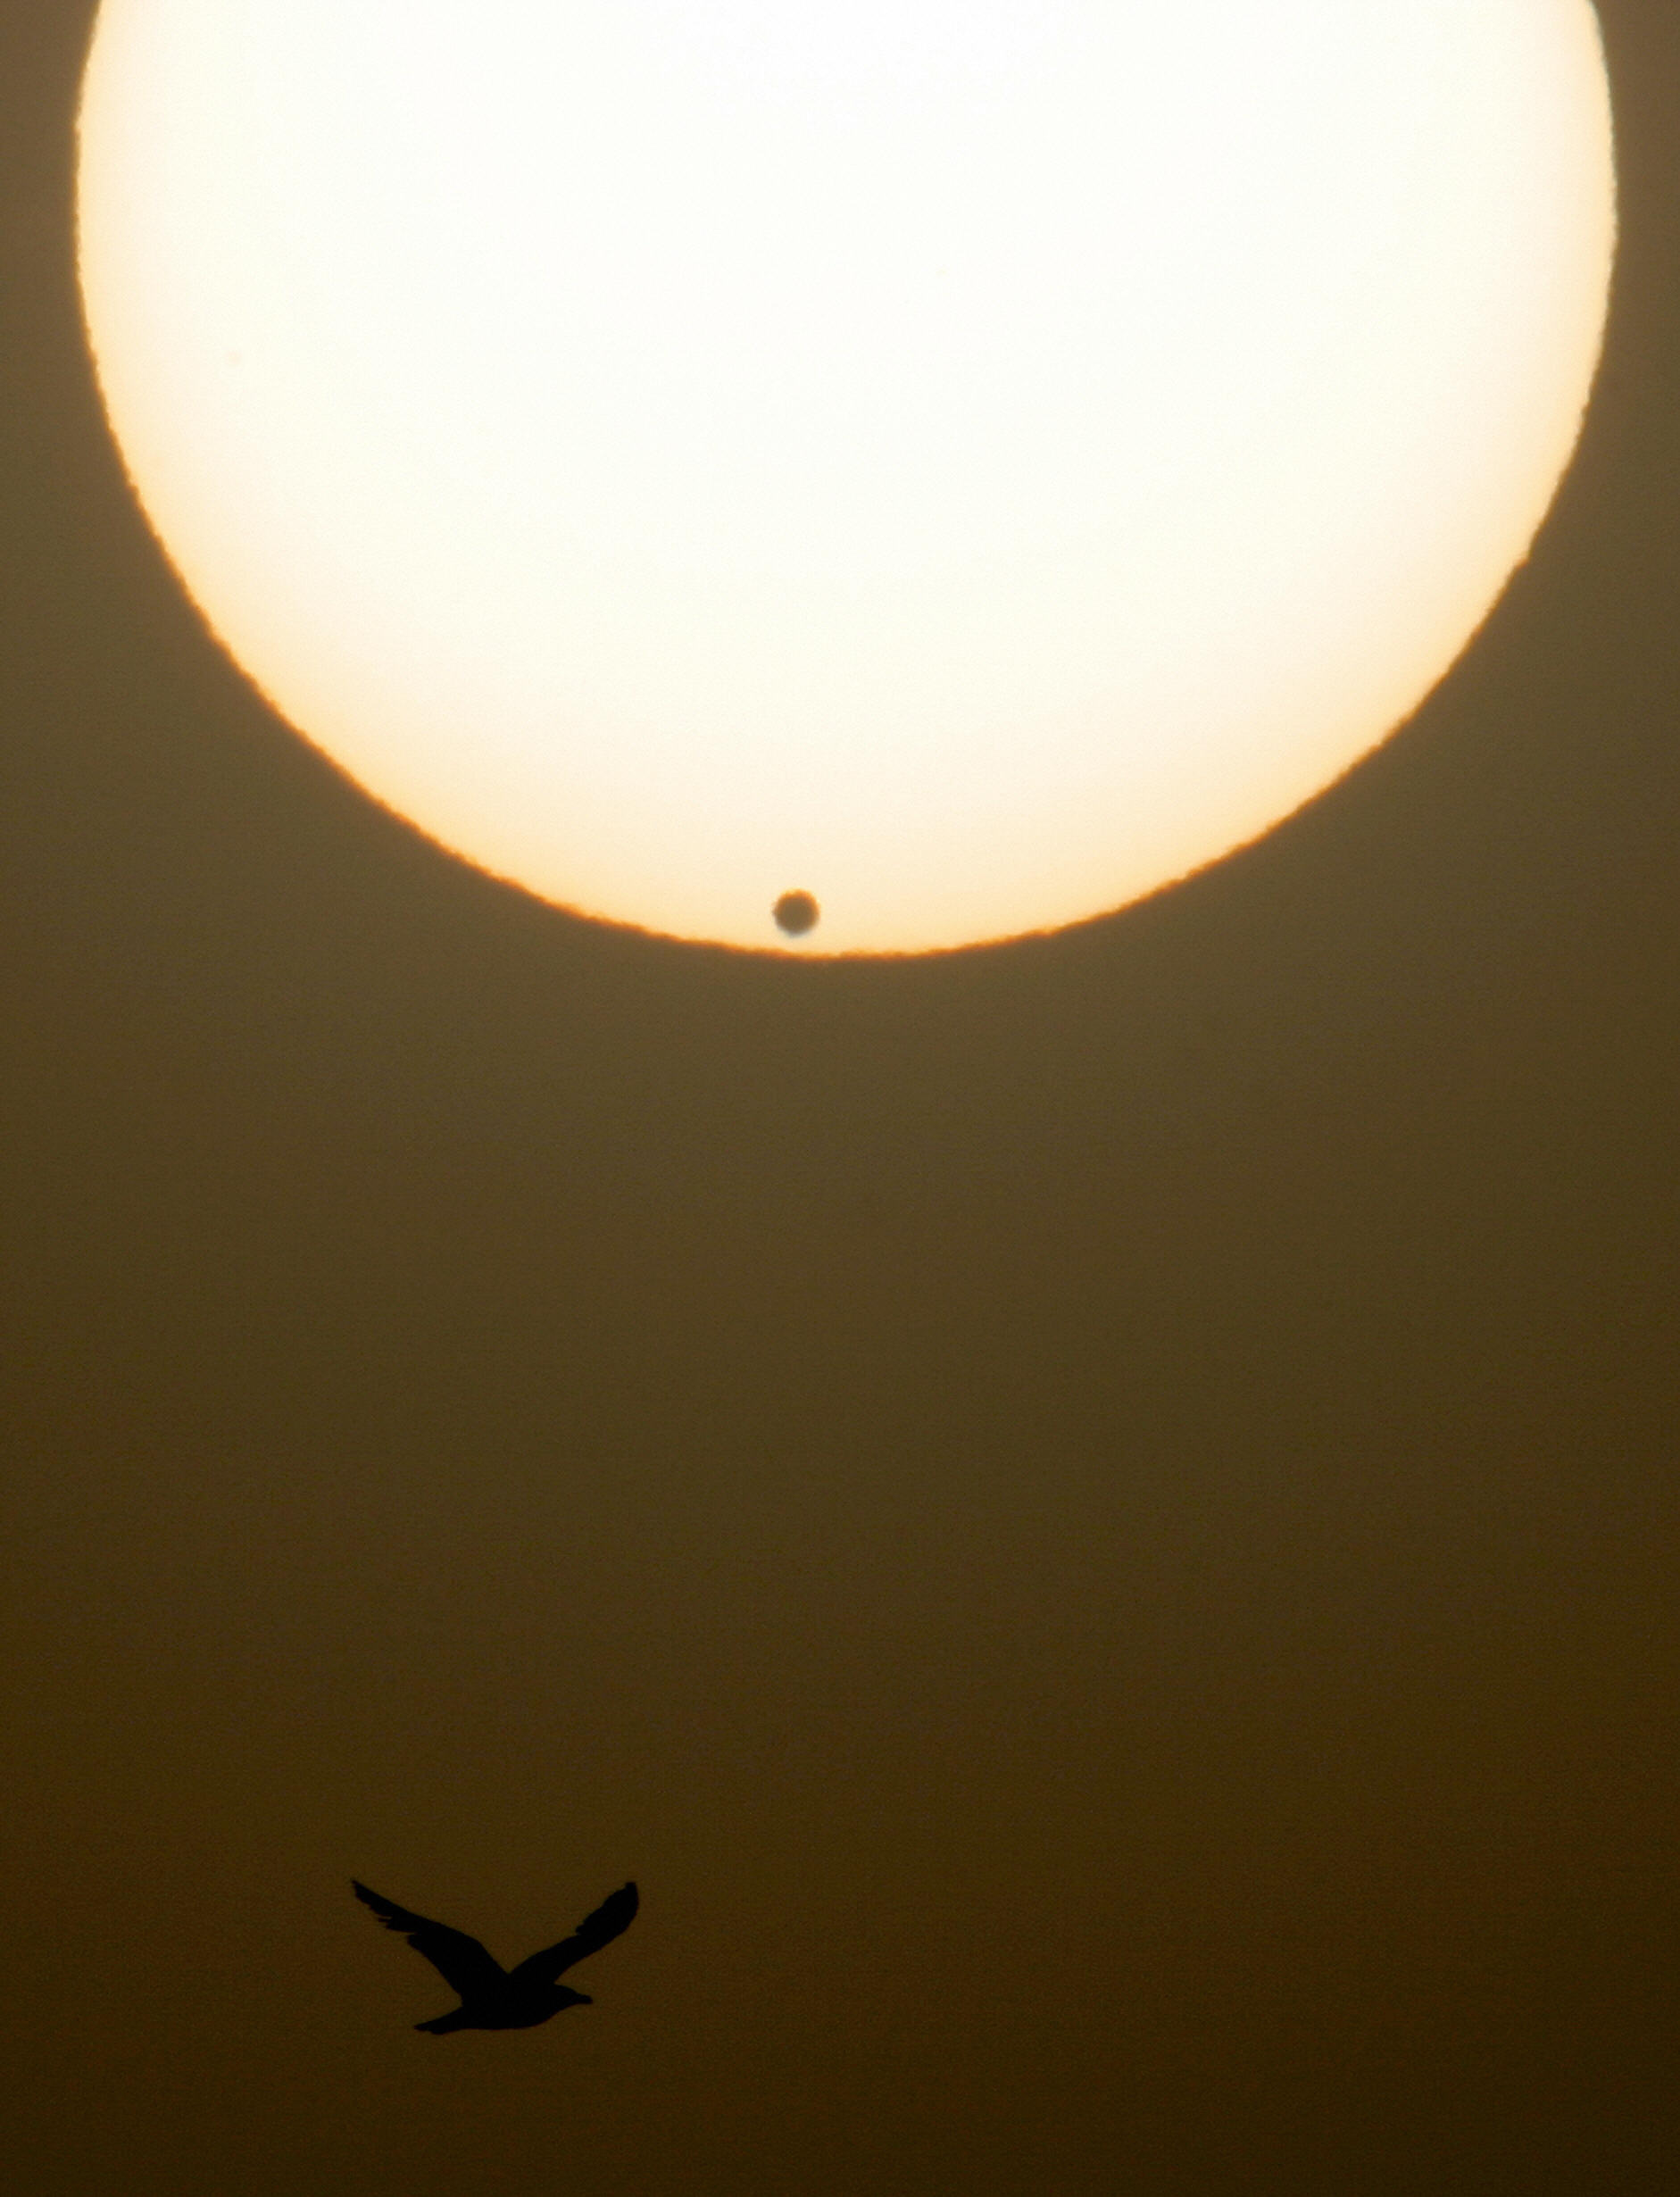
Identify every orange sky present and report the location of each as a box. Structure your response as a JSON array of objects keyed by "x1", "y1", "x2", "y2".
[{"x1": 3, "y1": 4, "x2": 1678, "y2": 2191}]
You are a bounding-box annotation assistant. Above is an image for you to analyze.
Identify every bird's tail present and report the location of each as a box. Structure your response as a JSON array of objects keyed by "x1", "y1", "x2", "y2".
[{"x1": 414, "y1": 2011, "x2": 467, "y2": 2035}]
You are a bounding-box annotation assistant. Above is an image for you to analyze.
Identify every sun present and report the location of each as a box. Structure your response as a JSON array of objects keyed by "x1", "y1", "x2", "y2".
[{"x1": 78, "y1": 0, "x2": 1616, "y2": 954}]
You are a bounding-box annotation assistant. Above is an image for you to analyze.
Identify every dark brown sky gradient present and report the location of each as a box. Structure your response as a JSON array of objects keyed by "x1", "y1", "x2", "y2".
[{"x1": 4, "y1": 4, "x2": 1678, "y2": 2191}]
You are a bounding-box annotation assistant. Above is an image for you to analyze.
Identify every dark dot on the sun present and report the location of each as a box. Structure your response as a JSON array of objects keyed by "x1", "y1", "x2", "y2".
[{"x1": 773, "y1": 890, "x2": 819, "y2": 937}]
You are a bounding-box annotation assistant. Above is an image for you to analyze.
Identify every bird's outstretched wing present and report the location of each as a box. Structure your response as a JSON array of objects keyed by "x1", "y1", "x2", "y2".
[
  {"x1": 352, "y1": 1881, "x2": 507, "y2": 2000},
  {"x1": 511, "y1": 1881, "x2": 639, "y2": 1984}
]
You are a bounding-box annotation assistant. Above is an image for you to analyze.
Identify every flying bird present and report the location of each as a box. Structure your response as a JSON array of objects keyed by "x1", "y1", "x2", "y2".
[{"x1": 353, "y1": 1877, "x2": 639, "y2": 2034}]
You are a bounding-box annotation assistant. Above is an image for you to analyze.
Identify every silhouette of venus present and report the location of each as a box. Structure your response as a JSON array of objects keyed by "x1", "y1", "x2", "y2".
[
  {"x1": 78, "y1": 1, "x2": 1615, "y2": 952},
  {"x1": 353, "y1": 1879, "x2": 639, "y2": 2034}
]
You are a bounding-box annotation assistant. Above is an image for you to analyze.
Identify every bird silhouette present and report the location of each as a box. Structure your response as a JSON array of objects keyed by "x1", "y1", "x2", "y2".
[{"x1": 353, "y1": 1877, "x2": 639, "y2": 2034}]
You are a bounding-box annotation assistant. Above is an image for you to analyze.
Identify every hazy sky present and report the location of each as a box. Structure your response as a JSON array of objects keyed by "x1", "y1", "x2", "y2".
[{"x1": 3, "y1": 3, "x2": 1678, "y2": 2192}]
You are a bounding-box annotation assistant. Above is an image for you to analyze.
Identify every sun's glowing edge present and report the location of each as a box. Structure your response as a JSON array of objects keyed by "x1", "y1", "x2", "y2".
[{"x1": 77, "y1": 0, "x2": 1618, "y2": 954}]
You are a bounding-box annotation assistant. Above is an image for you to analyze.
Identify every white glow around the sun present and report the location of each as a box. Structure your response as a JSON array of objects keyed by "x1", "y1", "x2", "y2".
[{"x1": 78, "y1": 0, "x2": 1615, "y2": 953}]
